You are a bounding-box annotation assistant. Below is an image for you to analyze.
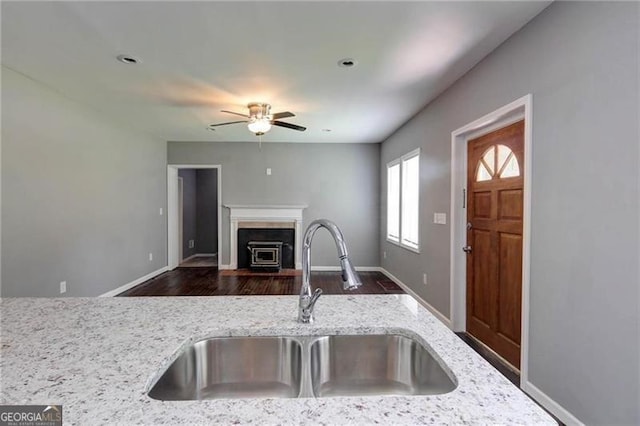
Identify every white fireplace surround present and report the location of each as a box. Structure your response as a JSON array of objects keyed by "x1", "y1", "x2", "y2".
[{"x1": 226, "y1": 205, "x2": 307, "y2": 269}]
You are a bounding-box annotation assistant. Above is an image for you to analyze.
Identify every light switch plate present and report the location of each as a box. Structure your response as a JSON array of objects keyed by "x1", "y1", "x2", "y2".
[{"x1": 434, "y1": 213, "x2": 447, "y2": 225}]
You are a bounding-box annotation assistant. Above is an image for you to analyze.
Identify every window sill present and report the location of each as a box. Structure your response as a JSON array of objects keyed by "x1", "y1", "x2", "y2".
[{"x1": 386, "y1": 238, "x2": 420, "y2": 254}]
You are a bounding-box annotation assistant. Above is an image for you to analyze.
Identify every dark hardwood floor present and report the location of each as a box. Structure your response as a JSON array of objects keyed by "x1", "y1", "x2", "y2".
[{"x1": 117, "y1": 268, "x2": 405, "y2": 296}]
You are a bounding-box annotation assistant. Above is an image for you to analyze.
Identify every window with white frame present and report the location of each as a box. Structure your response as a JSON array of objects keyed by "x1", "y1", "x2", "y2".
[
  {"x1": 386, "y1": 149, "x2": 420, "y2": 252},
  {"x1": 387, "y1": 161, "x2": 400, "y2": 243}
]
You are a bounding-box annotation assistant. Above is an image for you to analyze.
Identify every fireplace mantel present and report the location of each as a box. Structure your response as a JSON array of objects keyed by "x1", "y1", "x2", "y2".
[{"x1": 225, "y1": 205, "x2": 307, "y2": 269}]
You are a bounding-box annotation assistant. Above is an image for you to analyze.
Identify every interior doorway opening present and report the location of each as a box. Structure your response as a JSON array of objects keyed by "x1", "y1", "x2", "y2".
[{"x1": 167, "y1": 165, "x2": 222, "y2": 270}]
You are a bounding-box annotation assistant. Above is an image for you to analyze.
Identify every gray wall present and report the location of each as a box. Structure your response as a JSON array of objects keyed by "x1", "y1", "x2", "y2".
[
  {"x1": 1, "y1": 67, "x2": 167, "y2": 297},
  {"x1": 168, "y1": 142, "x2": 379, "y2": 267},
  {"x1": 380, "y1": 2, "x2": 639, "y2": 424},
  {"x1": 178, "y1": 169, "x2": 197, "y2": 259},
  {"x1": 195, "y1": 169, "x2": 218, "y2": 254}
]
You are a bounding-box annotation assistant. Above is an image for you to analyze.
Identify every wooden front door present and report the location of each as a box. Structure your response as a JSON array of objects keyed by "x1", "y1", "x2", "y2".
[{"x1": 466, "y1": 120, "x2": 524, "y2": 369}]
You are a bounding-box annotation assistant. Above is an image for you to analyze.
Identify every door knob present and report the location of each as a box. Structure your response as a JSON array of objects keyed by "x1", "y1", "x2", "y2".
[{"x1": 462, "y1": 246, "x2": 472, "y2": 253}]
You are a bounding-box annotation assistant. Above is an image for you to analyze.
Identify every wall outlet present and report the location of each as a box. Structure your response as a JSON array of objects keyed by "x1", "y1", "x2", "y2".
[
  {"x1": 423, "y1": 273, "x2": 428, "y2": 286},
  {"x1": 60, "y1": 281, "x2": 67, "y2": 294},
  {"x1": 159, "y1": 207, "x2": 163, "y2": 216},
  {"x1": 383, "y1": 251, "x2": 387, "y2": 259},
  {"x1": 266, "y1": 168, "x2": 272, "y2": 175},
  {"x1": 149, "y1": 252, "x2": 153, "y2": 261},
  {"x1": 189, "y1": 240, "x2": 195, "y2": 249}
]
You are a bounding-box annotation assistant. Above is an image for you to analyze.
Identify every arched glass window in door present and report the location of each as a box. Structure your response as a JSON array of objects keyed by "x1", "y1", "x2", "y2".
[{"x1": 476, "y1": 144, "x2": 520, "y2": 182}]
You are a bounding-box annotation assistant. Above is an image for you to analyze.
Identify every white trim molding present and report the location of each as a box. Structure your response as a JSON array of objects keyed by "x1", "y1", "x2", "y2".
[
  {"x1": 99, "y1": 266, "x2": 168, "y2": 297},
  {"x1": 449, "y1": 94, "x2": 533, "y2": 384},
  {"x1": 380, "y1": 268, "x2": 452, "y2": 328},
  {"x1": 226, "y1": 204, "x2": 307, "y2": 270},
  {"x1": 522, "y1": 382, "x2": 585, "y2": 426}
]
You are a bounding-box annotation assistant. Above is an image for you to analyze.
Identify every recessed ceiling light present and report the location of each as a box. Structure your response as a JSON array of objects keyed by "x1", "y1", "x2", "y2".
[
  {"x1": 117, "y1": 54, "x2": 141, "y2": 64},
  {"x1": 337, "y1": 58, "x2": 357, "y2": 68}
]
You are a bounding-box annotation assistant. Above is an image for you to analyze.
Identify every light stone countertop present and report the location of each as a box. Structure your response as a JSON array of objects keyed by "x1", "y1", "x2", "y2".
[{"x1": 0, "y1": 295, "x2": 555, "y2": 425}]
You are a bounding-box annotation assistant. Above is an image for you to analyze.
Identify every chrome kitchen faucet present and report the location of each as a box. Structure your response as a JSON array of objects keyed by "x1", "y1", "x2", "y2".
[{"x1": 298, "y1": 219, "x2": 362, "y2": 323}]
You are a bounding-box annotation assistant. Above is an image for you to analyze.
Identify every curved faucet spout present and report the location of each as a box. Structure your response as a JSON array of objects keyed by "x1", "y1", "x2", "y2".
[{"x1": 298, "y1": 219, "x2": 362, "y2": 323}]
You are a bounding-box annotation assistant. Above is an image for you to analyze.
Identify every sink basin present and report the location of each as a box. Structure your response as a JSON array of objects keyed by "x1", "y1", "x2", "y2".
[
  {"x1": 310, "y1": 334, "x2": 456, "y2": 397},
  {"x1": 147, "y1": 336, "x2": 302, "y2": 400},
  {"x1": 148, "y1": 333, "x2": 456, "y2": 400}
]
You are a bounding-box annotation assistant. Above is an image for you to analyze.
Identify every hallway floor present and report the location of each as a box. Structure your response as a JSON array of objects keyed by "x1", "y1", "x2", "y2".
[{"x1": 178, "y1": 255, "x2": 217, "y2": 268}]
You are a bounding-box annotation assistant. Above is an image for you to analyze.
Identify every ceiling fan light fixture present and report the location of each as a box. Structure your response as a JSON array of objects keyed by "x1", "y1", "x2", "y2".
[
  {"x1": 247, "y1": 117, "x2": 272, "y2": 135},
  {"x1": 213, "y1": 102, "x2": 304, "y2": 135}
]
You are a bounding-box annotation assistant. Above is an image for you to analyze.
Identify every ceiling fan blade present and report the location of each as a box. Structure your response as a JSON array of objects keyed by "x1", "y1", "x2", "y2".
[
  {"x1": 221, "y1": 110, "x2": 249, "y2": 118},
  {"x1": 272, "y1": 121, "x2": 306, "y2": 132},
  {"x1": 208, "y1": 120, "x2": 248, "y2": 127},
  {"x1": 272, "y1": 111, "x2": 295, "y2": 120}
]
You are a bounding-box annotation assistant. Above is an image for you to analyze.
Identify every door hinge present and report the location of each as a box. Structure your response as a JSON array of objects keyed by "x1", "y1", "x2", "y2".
[{"x1": 462, "y1": 188, "x2": 466, "y2": 208}]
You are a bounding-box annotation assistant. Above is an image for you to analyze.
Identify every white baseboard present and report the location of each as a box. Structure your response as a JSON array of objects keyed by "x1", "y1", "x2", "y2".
[
  {"x1": 99, "y1": 266, "x2": 168, "y2": 297},
  {"x1": 521, "y1": 381, "x2": 584, "y2": 426},
  {"x1": 379, "y1": 268, "x2": 452, "y2": 328},
  {"x1": 310, "y1": 266, "x2": 340, "y2": 271},
  {"x1": 311, "y1": 266, "x2": 383, "y2": 272},
  {"x1": 181, "y1": 254, "x2": 198, "y2": 263},
  {"x1": 356, "y1": 266, "x2": 383, "y2": 272}
]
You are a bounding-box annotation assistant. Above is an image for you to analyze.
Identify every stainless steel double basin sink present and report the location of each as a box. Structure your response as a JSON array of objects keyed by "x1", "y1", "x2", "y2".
[{"x1": 148, "y1": 334, "x2": 457, "y2": 401}]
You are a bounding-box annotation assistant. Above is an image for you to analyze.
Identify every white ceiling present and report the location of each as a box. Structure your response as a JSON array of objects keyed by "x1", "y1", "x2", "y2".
[{"x1": 1, "y1": 1, "x2": 551, "y2": 144}]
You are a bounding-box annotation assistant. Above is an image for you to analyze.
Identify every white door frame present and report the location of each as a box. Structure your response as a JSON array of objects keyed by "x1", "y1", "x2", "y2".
[
  {"x1": 449, "y1": 94, "x2": 533, "y2": 385},
  {"x1": 167, "y1": 164, "x2": 222, "y2": 270},
  {"x1": 178, "y1": 176, "x2": 184, "y2": 263}
]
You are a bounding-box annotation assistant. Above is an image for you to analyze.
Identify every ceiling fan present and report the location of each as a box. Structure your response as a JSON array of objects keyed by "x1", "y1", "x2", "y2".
[{"x1": 208, "y1": 103, "x2": 306, "y2": 136}]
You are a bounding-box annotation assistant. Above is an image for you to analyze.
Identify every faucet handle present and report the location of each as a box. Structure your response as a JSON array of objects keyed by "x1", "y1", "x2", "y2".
[
  {"x1": 300, "y1": 288, "x2": 323, "y2": 323},
  {"x1": 308, "y1": 288, "x2": 323, "y2": 308}
]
